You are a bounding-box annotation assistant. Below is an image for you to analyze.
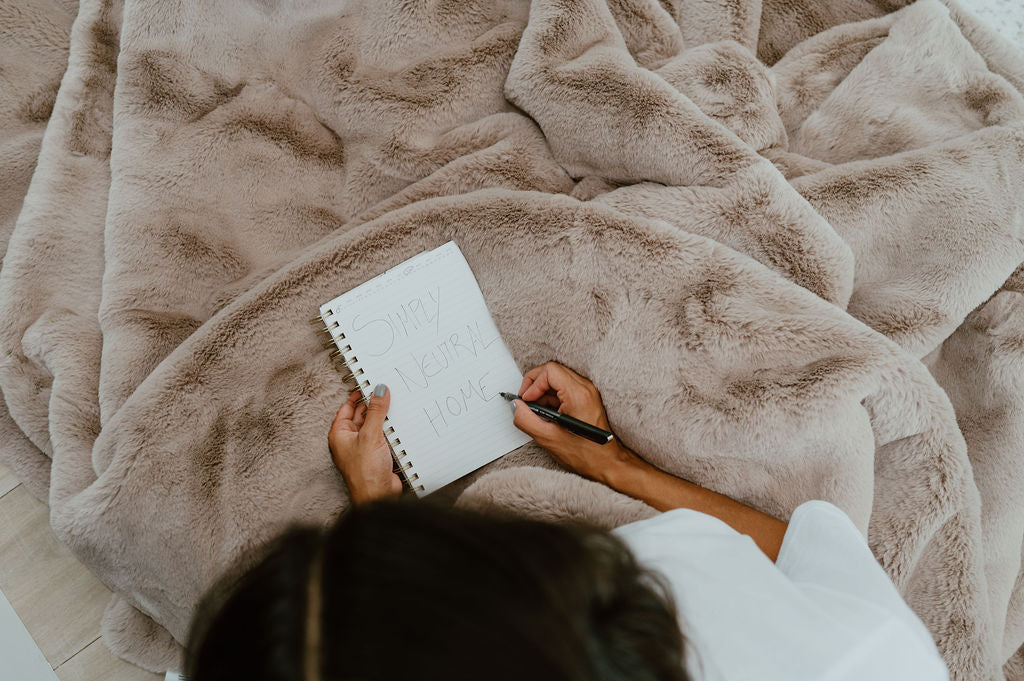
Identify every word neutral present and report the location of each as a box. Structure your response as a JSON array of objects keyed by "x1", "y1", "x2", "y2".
[{"x1": 392, "y1": 320, "x2": 498, "y2": 392}]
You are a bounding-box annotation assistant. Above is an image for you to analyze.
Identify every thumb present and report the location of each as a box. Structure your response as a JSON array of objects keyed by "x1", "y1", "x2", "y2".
[
  {"x1": 360, "y1": 383, "x2": 390, "y2": 437},
  {"x1": 512, "y1": 399, "x2": 560, "y2": 440}
]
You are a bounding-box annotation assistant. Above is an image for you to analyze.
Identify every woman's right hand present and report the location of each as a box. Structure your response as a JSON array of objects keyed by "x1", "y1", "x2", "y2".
[
  {"x1": 511, "y1": 361, "x2": 641, "y2": 485},
  {"x1": 514, "y1": 362, "x2": 789, "y2": 560},
  {"x1": 514, "y1": 362, "x2": 788, "y2": 559}
]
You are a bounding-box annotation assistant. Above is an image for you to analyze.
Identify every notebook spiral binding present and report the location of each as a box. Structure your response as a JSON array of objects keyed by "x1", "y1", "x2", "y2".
[{"x1": 310, "y1": 312, "x2": 425, "y2": 493}]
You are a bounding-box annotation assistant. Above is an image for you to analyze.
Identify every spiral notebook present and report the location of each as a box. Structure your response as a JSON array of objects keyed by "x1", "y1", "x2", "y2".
[{"x1": 312, "y1": 241, "x2": 532, "y2": 496}]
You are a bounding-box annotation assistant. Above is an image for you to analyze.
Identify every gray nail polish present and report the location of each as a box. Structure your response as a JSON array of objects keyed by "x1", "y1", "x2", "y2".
[{"x1": 374, "y1": 383, "x2": 387, "y2": 397}]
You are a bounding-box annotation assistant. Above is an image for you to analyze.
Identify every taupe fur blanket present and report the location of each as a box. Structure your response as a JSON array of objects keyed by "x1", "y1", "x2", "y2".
[{"x1": 3, "y1": 0, "x2": 1024, "y2": 677}]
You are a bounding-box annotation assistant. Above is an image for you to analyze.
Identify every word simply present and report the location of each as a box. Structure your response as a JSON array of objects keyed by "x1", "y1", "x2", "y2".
[
  {"x1": 421, "y1": 372, "x2": 497, "y2": 436},
  {"x1": 391, "y1": 320, "x2": 499, "y2": 392},
  {"x1": 351, "y1": 286, "x2": 441, "y2": 357}
]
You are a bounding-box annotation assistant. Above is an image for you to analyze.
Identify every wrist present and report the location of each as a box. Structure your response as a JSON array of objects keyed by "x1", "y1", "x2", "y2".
[
  {"x1": 348, "y1": 486, "x2": 377, "y2": 507},
  {"x1": 343, "y1": 471, "x2": 390, "y2": 506},
  {"x1": 600, "y1": 454, "x2": 705, "y2": 513},
  {"x1": 593, "y1": 444, "x2": 649, "y2": 491}
]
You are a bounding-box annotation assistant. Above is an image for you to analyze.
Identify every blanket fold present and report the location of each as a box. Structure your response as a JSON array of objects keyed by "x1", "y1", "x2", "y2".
[{"x1": 2, "y1": 0, "x2": 1024, "y2": 678}]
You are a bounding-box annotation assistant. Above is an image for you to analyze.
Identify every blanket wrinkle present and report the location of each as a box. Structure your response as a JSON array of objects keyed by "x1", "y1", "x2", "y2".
[{"x1": 3, "y1": 0, "x2": 1024, "y2": 679}]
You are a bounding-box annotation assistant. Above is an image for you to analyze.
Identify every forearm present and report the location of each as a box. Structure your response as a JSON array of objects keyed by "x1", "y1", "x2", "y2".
[{"x1": 602, "y1": 453, "x2": 787, "y2": 561}]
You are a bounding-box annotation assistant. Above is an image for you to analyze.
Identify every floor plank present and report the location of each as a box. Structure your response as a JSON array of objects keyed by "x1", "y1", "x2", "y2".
[
  {"x1": 0, "y1": 587, "x2": 60, "y2": 681},
  {"x1": 55, "y1": 637, "x2": 163, "y2": 681},
  {"x1": 0, "y1": 459, "x2": 21, "y2": 498},
  {"x1": 0, "y1": 486, "x2": 113, "y2": 667}
]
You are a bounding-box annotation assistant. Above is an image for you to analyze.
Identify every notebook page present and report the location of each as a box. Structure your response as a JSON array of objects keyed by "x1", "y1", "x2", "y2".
[{"x1": 319, "y1": 241, "x2": 531, "y2": 495}]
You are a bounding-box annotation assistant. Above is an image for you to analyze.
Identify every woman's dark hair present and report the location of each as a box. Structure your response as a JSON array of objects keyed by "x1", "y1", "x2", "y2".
[{"x1": 185, "y1": 499, "x2": 691, "y2": 681}]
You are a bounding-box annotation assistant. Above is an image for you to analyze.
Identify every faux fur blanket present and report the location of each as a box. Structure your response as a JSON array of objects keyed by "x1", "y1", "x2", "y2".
[{"x1": 3, "y1": 0, "x2": 1024, "y2": 677}]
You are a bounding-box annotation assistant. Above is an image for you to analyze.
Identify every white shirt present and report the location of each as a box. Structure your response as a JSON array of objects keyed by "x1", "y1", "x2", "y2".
[{"x1": 613, "y1": 500, "x2": 949, "y2": 681}]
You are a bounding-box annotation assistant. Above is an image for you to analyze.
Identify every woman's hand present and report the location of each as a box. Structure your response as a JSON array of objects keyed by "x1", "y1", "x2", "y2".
[
  {"x1": 512, "y1": 361, "x2": 640, "y2": 485},
  {"x1": 328, "y1": 385, "x2": 403, "y2": 506},
  {"x1": 513, "y1": 362, "x2": 788, "y2": 560}
]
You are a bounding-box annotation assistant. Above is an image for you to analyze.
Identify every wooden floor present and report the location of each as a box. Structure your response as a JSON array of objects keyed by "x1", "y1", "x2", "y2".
[{"x1": 0, "y1": 460, "x2": 163, "y2": 681}]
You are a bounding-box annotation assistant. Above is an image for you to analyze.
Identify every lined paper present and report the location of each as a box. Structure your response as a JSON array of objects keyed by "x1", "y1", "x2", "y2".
[{"x1": 320, "y1": 241, "x2": 531, "y2": 495}]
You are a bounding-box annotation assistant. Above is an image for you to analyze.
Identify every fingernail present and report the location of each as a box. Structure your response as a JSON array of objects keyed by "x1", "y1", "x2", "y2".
[{"x1": 374, "y1": 383, "x2": 387, "y2": 397}]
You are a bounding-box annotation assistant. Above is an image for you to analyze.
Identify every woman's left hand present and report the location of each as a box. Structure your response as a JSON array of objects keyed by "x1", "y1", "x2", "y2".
[{"x1": 328, "y1": 385, "x2": 403, "y2": 506}]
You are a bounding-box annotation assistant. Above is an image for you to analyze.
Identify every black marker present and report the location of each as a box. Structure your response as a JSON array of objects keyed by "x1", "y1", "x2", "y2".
[{"x1": 499, "y1": 392, "x2": 614, "y2": 445}]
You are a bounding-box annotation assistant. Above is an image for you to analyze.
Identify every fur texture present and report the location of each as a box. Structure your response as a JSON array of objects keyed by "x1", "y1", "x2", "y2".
[{"x1": 1, "y1": 0, "x2": 1023, "y2": 679}]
